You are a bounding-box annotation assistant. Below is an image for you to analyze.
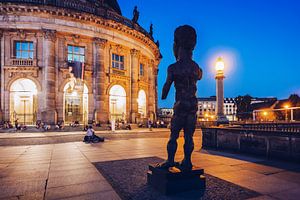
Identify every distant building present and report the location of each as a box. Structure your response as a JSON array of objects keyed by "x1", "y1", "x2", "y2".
[
  {"x1": 251, "y1": 97, "x2": 277, "y2": 105},
  {"x1": 158, "y1": 108, "x2": 174, "y2": 119},
  {"x1": 197, "y1": 96, "x2": 237, "y2": 121}
]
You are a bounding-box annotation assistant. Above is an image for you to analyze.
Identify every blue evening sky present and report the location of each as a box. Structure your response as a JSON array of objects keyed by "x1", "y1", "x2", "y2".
[{"x1": 118, "y1": 0, "x2": 300, "y2": 108}]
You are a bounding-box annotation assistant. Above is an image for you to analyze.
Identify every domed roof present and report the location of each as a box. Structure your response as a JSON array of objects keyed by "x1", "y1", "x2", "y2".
[
  {"x1": 3, "y1": 0, "x2": 122, "y2": 16},
  {"x1": 103, "y1": 0, "x2": 122, "y2": 15}
]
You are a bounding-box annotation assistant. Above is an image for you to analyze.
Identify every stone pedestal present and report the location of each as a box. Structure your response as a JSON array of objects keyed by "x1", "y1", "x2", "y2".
[{"x1": 147, "y1": 164, "x2": 206, "y2": 195}]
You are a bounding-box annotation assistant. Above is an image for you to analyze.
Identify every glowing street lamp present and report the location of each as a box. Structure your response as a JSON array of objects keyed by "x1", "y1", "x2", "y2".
[
  {"x1": 215, "y1": 57, "x2": 229, "y2": 125},
  {"x1": 263, "y1": 111, "x2": 268, "y2": 121},
  {"x1": 284, "y1": 104, "x2": 290, "y2": 122}
]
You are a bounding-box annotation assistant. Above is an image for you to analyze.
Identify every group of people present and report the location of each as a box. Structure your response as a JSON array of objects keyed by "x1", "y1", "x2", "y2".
[
  {"x1": 107, "y1": 119, "x2": 132, "y2": 131},
  {"x1": 36, "y1": 120, "x2": 64, "y2": 131},
  {"x1": 0, "y1": 119, "x2": 28, "y2": 131},
  {"x1": 0, "y1": 121, "x2": 13, "y2": 129}
]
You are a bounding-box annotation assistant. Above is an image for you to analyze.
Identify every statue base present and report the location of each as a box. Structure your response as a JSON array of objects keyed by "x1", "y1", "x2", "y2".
[{"x1": 147, "y1": 164, "x2": 206, "y2": 195}]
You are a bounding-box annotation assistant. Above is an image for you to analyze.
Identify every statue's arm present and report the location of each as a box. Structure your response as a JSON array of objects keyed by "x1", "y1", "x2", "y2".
[{"x1": 162, "y1": 66, "x2": 174, "y2": 100}]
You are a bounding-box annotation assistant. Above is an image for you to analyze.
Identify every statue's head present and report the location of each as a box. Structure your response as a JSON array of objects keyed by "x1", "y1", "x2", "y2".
[{"x1": 173, "y1": 25, "x2": 197, "y2": 60}]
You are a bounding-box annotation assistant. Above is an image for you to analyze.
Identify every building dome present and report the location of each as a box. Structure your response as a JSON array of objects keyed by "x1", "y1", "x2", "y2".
[
  {"x1": 103, "y1": 0, "x2": 122, "y2": 15},
  {"x1": 2, "y1": 0, "x2": 122, "y2": 15}
]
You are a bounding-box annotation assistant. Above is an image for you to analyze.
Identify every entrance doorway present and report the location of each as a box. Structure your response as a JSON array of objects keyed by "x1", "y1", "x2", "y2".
[
  {"x1": 109, "y1": 85, "x2": 126, "y2": 120},
  {"x1": 137, "y1": 90, "x2": 147, "y2": 118},
  {"x1": 10, "y1": 79, "x2": 38, "y2": 125},
  {"x1": 64, "y1": 82, "x2": 88, "y2": 124}
]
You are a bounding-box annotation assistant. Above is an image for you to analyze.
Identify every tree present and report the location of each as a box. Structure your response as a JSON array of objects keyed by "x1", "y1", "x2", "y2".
[{"x1": 235, "y1": 95, "x2": 253, "y2": 121}]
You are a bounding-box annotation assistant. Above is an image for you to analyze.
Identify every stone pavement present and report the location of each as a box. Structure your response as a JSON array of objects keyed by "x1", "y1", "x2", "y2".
[
  {"x1": 0, "y1": 130, "x2": 300, "y2": 199},
  {"x1": 0, "y1": 128, "x2": 170, "y2": 146}
]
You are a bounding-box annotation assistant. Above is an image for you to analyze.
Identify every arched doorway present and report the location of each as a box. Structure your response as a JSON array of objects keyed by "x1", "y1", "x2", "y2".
[
  {"x1": 109, "y1": 85, "x2": 126, "y2": 120},
  {"x1": 63, "y1": 82, "x2": 88, "y2": 124},
  {"x1": 10, "y1": 78, "x2": 38, "y2": 125},
  {"x1": 137, "y1": 90, "x2": 147, "y2": 118}
]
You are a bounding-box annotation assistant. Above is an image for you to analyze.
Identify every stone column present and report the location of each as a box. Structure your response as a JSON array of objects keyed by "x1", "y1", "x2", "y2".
[
  {"x1": 0, "y1": 30, "x2": 3, "y2": 121},
  {"x1": 216, "y1": 72, "x2": 229, "y2": 124},
  {"x1": 42, "y1": 29, "x2": 57, "y2": 125},
  {"x1": 93, "y1": 37, "x2": 108, "y2": 123},
  {"x1": 153, "y1": 60, "x2": 159, "y2": 121},
  {"x1": 130, "y1": 49, "x2": 140, "y2": 123}
]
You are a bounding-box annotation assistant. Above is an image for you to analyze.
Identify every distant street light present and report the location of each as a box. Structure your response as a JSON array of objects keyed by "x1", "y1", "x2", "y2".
[
  {"x1": 263, "y1": 111, "x2": 268, "y2": 121},
  {"x1": 215, "y1": 57, "x2": 229, "y2": 125},
  {"x1": 284, "y1": 104, "x2": 290, "y2": 122}
]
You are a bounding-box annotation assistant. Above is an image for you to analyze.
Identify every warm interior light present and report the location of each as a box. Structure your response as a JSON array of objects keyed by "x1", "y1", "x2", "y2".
[
  {"x1": 284, "y1": 104, "x2": 290, "y2": 109},
  {"x1": 263, "y1": 111, "x2": 268, "y2": 116},
  {"x1": 215, "y1": 57, "x2": 225, "y2": 71}
]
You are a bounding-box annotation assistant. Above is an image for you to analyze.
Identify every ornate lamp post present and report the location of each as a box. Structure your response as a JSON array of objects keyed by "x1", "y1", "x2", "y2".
[{"x1": 215, "y1": 57, "x2": 229, "y2": 125}]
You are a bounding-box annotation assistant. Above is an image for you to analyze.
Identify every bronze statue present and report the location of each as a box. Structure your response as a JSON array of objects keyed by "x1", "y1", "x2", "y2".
[
  {"x1": 158, "y1": 25, "x2": 202, "y2": 171},
  {"x1": 149, "y1": 23, "x2": 153, "y2": 38},
  {"x1": 132, "y1": 6, "x2": 139, "y2": 24}
]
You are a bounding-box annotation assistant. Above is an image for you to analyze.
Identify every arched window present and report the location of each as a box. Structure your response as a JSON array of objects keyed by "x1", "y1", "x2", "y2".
[
  {"x1": 109, "y1": 85, "x2": 126, "y2": 120},
  {"x1": 137, "y1": 90, "x2": 147, "y2": 118}
]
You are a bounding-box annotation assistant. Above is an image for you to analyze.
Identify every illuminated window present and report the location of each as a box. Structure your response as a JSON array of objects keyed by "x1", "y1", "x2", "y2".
[
  {"x1": 112, "y1": 54, "x2": 125, "y2": 70},
  {"x1": 140, "y1": 64, "x2": 144, "y2": 76},
  {"x1": 14, "y1": 41, "x2": 34, "y2": 59},
  {"x1": 68, "y1": 45, "x2": 85, "y2": 62}
]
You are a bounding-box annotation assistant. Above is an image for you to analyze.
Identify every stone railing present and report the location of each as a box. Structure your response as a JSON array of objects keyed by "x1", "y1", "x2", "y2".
[
  {"x1": 202, "y1": 127, "x2": 300, "y2": 162},
  {"x1": 1, "y1": 0, "x2": 153, "y2": 41},
  {"x1": 11, "y1": 58, "x2": 35, "y2": 66},
  {"x1": 231, "y1": 122, "x2": 300, "y2": 132}
]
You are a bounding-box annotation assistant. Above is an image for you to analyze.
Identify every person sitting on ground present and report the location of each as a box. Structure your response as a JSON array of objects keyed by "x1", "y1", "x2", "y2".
[{"x1": 83, "y1": 125, "x2": 104, "y2": 143}]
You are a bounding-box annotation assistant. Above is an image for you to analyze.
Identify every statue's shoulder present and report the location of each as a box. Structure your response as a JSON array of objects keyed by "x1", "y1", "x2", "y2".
[{"x1": 167, "y1": 63, "x2": 177, "y2": 72}]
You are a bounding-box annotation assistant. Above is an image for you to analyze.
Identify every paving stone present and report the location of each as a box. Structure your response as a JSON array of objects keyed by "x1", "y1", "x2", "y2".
[
  {"x1": 48, "y1": 168, "x2": 100, "y2": 179},
  {"x1": 45, "y1": 181, "x2": 113, "y2": 200},
  {"x1": 211, "y1": 169, "x2": 266, "y2": 184},
  {"x1": 61, "y1": 190, "x2": 121, "y2": 200},
  {"x1": 269, "y1": 171, "x2": 300, "y2": 184},
  {"x1": 270, "y1": 187, "x2": 300, "y2": 200},
  {"x1": 237, "y1": 176, "x2": 299, "y2": 194},
  {"x1": 48, "y1": 172, "x2": 105, "y2": 188},
  {"x1": 0, "y1": 179, "x2": 46, "y2": 198},
  {"x1": 236, "y1": 163, "x2": 284, "y2": 175},
  {"x1": 19, "y1": 191, "x2": 45, "y2": 200},
  {"x1": 247, "y1": 195, "x2": 277, "y2": 200}
]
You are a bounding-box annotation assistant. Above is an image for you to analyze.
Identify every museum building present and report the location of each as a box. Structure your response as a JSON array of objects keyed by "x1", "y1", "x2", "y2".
[{"x1": 0, "y1": 0, "x2": 161, "y2": 125}]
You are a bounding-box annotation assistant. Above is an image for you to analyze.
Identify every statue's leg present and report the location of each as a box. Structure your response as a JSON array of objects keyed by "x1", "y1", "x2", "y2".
[
  {"x1": 182, "y1": 114, "x2": 196, "y2": 169},
  {"x1": 167, "y1": 115, "x2": 183, "y2": 164}
]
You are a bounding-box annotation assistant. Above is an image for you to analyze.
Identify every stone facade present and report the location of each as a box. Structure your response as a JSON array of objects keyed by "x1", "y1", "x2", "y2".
[{"x1": 0, "y1": 1, "x2": 160, "y2": 125}]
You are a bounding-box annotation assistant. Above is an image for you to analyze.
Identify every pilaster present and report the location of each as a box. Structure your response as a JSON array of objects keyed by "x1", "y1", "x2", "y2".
[
  {"x1": 130, "y1": 49, "x2": 140, "y2": 123},
  {"x1": 42, "y1": 29, "x2": 57, "y2": 124},
  {"x1": 93, "y1": 37, "x2": 108, "y2": 123}
]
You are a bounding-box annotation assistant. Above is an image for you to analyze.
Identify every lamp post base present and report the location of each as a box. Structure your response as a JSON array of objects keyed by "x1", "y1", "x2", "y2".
[{"x1": 216, "y1": 115, "x2": 229, "y2": 126}]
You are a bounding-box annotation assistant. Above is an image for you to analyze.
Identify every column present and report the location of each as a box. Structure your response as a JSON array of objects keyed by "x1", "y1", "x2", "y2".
[
  {"x1": 153, "y1": 59, "x2": 159, "y2": 121},
  {"x1": 216, "y1": 74, "x2": 229, "y2": 124},
  {"x1": 42, "y1": 29, "x2": 57, "y2": 125},
  {"x1": 93, "y1": 37, "x2": 108, "y2": 123},
  {"x1": 0, "y1": 30, "x2": 3, "y2": 121},
  {"x1": 130, "y1": 49, "x2": 140, "y2": 123}
]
